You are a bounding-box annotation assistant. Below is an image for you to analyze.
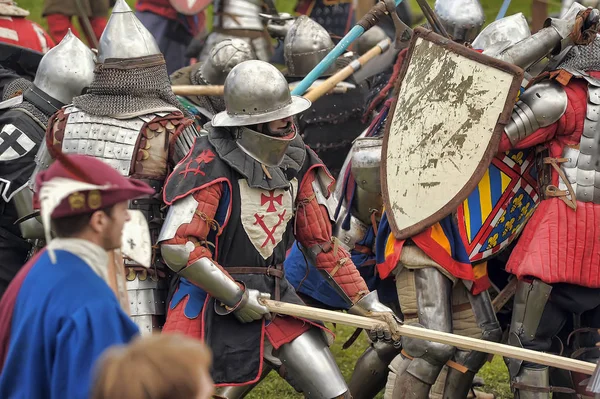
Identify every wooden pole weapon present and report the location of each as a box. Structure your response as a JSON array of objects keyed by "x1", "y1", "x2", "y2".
[{"x1": 260, "y1": 298, "x2": 596, "y2": 375}]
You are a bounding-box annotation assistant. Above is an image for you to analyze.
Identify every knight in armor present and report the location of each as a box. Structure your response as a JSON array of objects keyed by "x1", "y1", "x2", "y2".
[
  {"x1": 0, "y1": 0, "x2": 54, "y2": 53},
  {"x1": 41, "y1": 0, "x2": 201, "y2": 334},
  {"x1": 343, "y1": 2, "x2": 508, "y2": 398},
  {"x1": 135, "y1": 0, "x2": 206, "y2": 74},
  {"x1": 171, "y1": 38, "x2": 256, "y2": 129},
  {"x1": 0, "y1": 31, "x2": 95, "y2": 297},
  {"x1": 487, "y1": 4, "x2": 600, "y2": 397},
  {"x1": 158, "y1": 59, "x2": 400, "y2": 399},
  {"x1": 280, "y1": 15, "x2": 370, "y2": 177},
  {"x1": 196, "y1": 0, "x2": 272, "y2": 62}
]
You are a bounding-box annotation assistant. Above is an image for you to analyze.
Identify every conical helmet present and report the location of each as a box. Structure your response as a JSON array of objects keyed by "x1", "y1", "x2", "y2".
[
  {"x1": 434, "y1": 0, "x2": 485, "y2": 43},
  {"x1": 33, "y1": 30, "x2": 95, "y2": 105},
  {"x1": 284, "y1": 16, "x2": 335, "y2": 77},
  {"x1": 98, "y1": 0, "x2": 161, "y2": 62},
  {"x1": 198, "y1": 39, "x2": 256, "y2": 85}
]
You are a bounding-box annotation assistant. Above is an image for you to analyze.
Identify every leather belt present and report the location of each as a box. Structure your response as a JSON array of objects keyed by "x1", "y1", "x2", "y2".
[{"x1": 227, "y1": 264, "x2": 284, "y2": 300}]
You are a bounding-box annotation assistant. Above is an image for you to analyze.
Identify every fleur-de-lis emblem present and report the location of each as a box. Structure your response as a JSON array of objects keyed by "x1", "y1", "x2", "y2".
[
  {"x1": 518, "y1": 203, "x2": 530, "y2": 220},
  {"x1": 511, "y1": 151, "x2": 524, "y2": 165},
  {"x1": 487, "y1": 233, "x2": 499, "y2": 248},
  {"x1": 503, "y1": 218, "x2": 516, "y2": 236},
  {"x1": 499, "y1": 212, "x2": 506, "y2": 224},
  {"x1": 510, "y1": 194, "x2": 524, "y2": 213}
]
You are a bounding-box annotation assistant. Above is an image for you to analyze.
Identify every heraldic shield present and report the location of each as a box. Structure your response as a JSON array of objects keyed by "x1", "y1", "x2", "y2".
[
  {"x1": 382, "y1": 27, "x2": 523, "y2": 240},
  {"x1": 169, "y1": 0, "x2": 210, "y2": 15},
  {"x1": 456, "y1": 149, "x2": 540, "y2": 262}
]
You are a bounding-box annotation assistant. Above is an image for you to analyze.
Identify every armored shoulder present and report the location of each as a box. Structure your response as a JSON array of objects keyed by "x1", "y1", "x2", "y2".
[
  {"x1": 163, "y1": 135, "x2": 231, "y2": 205},
  {"x1": 504, "y1": 80, "x2": 567, "y2": 146}
]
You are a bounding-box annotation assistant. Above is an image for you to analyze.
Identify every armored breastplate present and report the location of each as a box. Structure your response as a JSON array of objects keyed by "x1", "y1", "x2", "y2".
[
  {"x1": 556, "y1": 78, "x2": 600, "y2": 204},
  {"x1": 213, "y1": 0, "x2": 263, "y2": 31},
  {"x1": 60, "y1": 106, "x2": 175, "y2": 179}
]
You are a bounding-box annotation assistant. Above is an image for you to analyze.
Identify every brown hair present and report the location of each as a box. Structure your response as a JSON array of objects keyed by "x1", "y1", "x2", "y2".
[
  {"x1": 51, "y1": 205, "x2": 115, "y2": 238},
  {"x1": 90, "y1": 333, "x2": 213, "y2": 399}
]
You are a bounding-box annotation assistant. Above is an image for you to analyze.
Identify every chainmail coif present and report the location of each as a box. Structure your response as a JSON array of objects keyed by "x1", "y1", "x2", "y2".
[
  {"x1": 560, "y1": 35, "x2": 600, "y2": 72},
  {"x1": 3, "y1": 78, "x2": 32, "y2": 101},
  {"x1": 73, "y1": 55, "x2": 186, "y2": 116},
  {"x1": 191, "y1": 67, "x2": 226, "y2": 115}
]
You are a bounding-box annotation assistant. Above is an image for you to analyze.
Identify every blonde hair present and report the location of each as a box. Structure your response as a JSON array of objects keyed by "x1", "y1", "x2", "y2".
[{"x1": 90, "y1": 333, "x2": 212, "y2": 399}]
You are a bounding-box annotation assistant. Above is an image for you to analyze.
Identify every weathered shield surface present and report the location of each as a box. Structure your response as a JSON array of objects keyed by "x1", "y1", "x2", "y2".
[
  {"x1": 169, "y1": 0, "x2": 210, "y2": 15},
  {"x1": 382, "y1": 28, "x2": 523, "y2": 240}
]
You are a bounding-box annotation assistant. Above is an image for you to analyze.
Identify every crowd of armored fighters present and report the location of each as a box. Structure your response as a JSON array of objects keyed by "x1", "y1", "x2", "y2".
[{"x1": 3, "y1": 0, "x2": 600, "y2": 397}]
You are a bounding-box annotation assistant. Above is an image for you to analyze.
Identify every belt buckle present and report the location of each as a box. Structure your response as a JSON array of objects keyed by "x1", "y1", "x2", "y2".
[{"x1": 266, "y1": 265, "x2": 272, "y2": 276}]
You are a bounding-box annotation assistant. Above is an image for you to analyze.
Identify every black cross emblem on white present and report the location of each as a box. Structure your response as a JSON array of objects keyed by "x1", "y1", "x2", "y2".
[{"x1": 0, "y1": 124, "x2": 36, "y2": 161}]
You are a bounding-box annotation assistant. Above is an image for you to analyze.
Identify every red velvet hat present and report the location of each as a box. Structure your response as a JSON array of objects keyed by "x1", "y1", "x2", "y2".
[{"x1": 36, "y1": 154, "x2": 154, "y2": 218}]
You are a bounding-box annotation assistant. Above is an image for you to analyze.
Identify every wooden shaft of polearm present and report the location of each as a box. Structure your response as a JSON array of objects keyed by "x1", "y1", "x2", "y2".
[
  {"x1": 171, "y1": 85, "x2": 225, "y2": 96},
  {"x1": 261, "y1": 299, "x2": 596, "y2": 375},
  {"x1": 171, "y1": 39, "x2": 391, "y2": 100},
  {"x1": 303, "y1": 38, "x2": 392, "y2": 103}
]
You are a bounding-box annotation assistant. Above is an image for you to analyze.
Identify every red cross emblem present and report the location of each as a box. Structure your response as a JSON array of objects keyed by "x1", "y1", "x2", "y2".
[{"x1": 261, "y1": 191, "x2": 283, "y2": 213}]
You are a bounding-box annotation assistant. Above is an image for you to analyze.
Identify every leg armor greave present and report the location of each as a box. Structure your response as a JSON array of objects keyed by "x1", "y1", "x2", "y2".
[
  {"x1": 275, "y1": 328, "x2": 349, "y2": 399},
  {"x1": 386, "y1": 267, "x2": 455, "y2": 399},
  {"x1": 506, "y1": 280, "x2": 552, "y2": 398},
  {"x1": 443, "y1": 290, "x2": 502, "y2": 398},
  {"x1": 349, "y1": 341, "x2": 399, "y2": 399},
  {"x1": 402, "y1": 268, "x2": 456, "y2": 385},
  {"x1": 213, "y1": 366, "x2": 272, "y2": 399}
]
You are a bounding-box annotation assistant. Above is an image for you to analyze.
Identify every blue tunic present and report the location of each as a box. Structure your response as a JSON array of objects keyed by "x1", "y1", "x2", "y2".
[{"x1": 0, "y1": 249, "x2": 139, "y2": 399}]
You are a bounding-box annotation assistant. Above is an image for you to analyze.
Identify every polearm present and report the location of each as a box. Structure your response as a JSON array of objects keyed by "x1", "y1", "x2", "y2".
[
  {"x1": 260, "y1": 299, "x2": 596, "y2": 375},
  {"x1": 171, "y1": 38, "x2": 392, "y2": 100},
  {"x1": 74, "y1": 0, "x2": 100, "y2": 49},
  {"x1": 291, "y1": 0, "x2": 411, "y2": 96},
  {"x1": 303, "y1": 38, "x2": 391, "y2": 102}
]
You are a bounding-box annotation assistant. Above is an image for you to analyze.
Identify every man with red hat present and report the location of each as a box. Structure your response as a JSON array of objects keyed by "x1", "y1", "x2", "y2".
[{"x1": 0, "y1": 154, "x2": 154, "y2": 399}]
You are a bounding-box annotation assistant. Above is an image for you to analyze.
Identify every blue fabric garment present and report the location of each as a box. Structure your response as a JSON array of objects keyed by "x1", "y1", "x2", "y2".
[
  {"x1": 0, "y1": 250, "x2": 139, "y2": 399},
  {"x1": 283, "y1": 227, "x2": 396, "y2": 309}
]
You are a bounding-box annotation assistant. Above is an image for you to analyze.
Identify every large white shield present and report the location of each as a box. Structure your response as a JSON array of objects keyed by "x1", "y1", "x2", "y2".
[{"x1": 382, "y1": 28, "x2": 523, "y2": 239}]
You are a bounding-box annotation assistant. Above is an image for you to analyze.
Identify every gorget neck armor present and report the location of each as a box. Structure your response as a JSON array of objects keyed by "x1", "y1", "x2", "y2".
[
  {"x1": 207, "y1": 123, "x2": 306, "y2": 190},
  {"x1": 235, "y1": 126, "x2": 297, "y2": 167},
  {"x1": 73, "y1": 54, "x2": 186, "y2": 118}
]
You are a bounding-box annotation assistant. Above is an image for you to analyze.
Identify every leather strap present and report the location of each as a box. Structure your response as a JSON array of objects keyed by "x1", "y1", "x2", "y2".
[
  {"x1": 512, "y1": 382, "x2": 575, "y2": 394},
  {"x1": 227, "y1": 266, "x2": 284, "y2": 279},
  {"x1": 354, "y1": 244, "x2": 373, "y2": 255},
  {"x1": 543, "y1": 157, "x2": 577, "y2": 210},
  {"x1": 227, "y1": 265, "x2": 283, "y2": 300},
  {"x1": 401, "y1": 350, "x2": 468, "y2": 373},
  {"x1": 403, "y1": 302, "x2": 473, "y2": 320}
]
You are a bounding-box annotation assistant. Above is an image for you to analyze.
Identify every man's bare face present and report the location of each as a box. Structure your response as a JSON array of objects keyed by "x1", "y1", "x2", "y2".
[{"x1": 101, "y1": 201, "x2": 131, "y2": 250}]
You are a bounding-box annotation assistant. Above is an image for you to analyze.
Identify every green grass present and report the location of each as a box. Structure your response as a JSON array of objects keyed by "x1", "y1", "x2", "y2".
[{"x1": 13, "y1": 0, "x2": 555, "y2": 397}]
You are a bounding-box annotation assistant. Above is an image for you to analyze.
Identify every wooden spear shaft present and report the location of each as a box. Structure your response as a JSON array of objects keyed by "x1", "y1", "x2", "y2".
[
  {"x1": 171, "y1": 39, "x2": 391, "y2": 100},
  {"x1": 171, "y1": 85, "x2": 225, "y2": 96},
  {"x1": 261, "y1": 299, "x2": 596, "y2": 375},
  {"x1": 304, "y1": 38, "x2": 392, "y2": 103}
]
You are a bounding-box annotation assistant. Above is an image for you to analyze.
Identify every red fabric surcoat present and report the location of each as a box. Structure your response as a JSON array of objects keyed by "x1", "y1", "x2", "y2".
[
  {"x1": 499, "y1": 72, "x2": 600, "y2": 288},
  {"x1": 0, "y1": 17, "x2": 54, "y2": 53}
]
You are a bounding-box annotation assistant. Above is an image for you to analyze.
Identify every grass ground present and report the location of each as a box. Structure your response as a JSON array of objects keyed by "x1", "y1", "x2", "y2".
[{"x1": 15, "y1": 0, "x2": 561, "y2": 397}]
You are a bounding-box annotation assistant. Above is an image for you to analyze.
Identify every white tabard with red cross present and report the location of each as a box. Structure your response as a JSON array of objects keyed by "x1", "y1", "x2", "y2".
[{"x1": 238, "y1": 178, "x2": 298, "y2": 259}]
